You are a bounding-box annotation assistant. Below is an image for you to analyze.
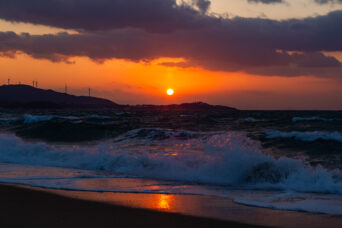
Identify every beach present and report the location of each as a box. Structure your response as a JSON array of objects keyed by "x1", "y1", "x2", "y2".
[
  {"x1": 2, "y1": 183, "x2": 342, "y2": 228},
  {"x1": 0, "y1": 184, "x2": 263, "y2": 228}
]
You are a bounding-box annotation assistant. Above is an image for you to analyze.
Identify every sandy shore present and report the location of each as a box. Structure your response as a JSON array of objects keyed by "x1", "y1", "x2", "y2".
[{"x1": 0, "y1": 184, "x2": 265, "y2": 228}]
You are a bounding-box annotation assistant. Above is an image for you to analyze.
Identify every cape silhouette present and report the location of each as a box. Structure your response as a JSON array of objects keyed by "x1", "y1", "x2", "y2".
[
  {"x1": 0, "y1": 84, "x2": 237, "y2": 111},
  {"x1": 0, "y1": 85, "x2": 118, "y2": 108}
]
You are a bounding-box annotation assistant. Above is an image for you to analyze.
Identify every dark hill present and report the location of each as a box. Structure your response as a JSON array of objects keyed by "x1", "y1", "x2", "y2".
[
  {"x1": 0, "y1": 85, "x2": 237, "y2": 111},
  {"x1": 0, "y1": 85, "x2": 119, "y2": 109}
]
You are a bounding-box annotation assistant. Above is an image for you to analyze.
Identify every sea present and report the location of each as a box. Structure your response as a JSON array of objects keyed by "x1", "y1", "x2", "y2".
[{"x1": 1, "y1": 109, "x2": 342, "y2": 217}]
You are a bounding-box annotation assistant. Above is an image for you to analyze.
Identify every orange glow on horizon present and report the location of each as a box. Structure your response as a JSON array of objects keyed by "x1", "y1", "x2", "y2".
[{"x1": 0, "y1": 54, "x2": 341, "y2": 109}]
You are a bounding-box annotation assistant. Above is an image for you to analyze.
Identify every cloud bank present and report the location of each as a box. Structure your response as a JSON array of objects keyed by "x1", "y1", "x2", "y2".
[
  {"x1": 315, "y1": 0, "x2": 342, "y2": 4},
  {"x1": 0, "y1": 0, "x2": 341, "y2": 78}
]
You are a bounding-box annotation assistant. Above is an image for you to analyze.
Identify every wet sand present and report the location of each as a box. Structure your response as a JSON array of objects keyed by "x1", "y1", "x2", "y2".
[{"x1": 0, "y1": 184, "x2": 264, "y2": 228}]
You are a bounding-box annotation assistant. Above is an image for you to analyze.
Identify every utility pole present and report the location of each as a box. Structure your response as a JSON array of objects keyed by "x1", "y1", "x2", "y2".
[
  {"x1": 8, "y1": 78, "x2": 10, "y2": 85},
  {"x1": 32, "y1": 81, "x2": 35, "y2": 87},
  {"x1": 35, "y1": 81, "x2": 38, "y2": 88},
  {"x1": 88, "y1": 88, "x2": 91, "y2": 97}
]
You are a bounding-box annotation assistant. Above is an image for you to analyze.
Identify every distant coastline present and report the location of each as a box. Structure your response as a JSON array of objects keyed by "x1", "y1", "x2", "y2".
[{"x1": 0, "y1": 85, "x2": 238, "y2": 111}]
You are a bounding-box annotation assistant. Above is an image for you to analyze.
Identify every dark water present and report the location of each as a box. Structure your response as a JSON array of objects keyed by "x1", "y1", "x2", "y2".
[{"x1": 1, "y1": 109, "x2": 341, "y2": 169}]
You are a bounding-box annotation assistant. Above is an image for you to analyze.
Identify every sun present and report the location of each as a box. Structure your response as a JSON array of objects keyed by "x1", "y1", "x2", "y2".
[{"x1": 166, "y1": 88, "x2": 174, "y2": 96}]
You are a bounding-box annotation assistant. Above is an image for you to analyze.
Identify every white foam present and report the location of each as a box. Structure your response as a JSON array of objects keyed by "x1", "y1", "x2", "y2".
[
  {"x1": 292, "y1": 117, "x2": 333, "y2": 122},
  {"x1": 0, "y1": 131, "x2": 341, "y2": 195},
  {"x1": 115, "y1": 112, "x2": 126, "y2": 116},
  {"x1": 264, "y1": 130, "x2": 342, "y2": 142},
  {"x1": 6, "y1": 114, "x2": 112, "y2": 125},
  {"x1": 23, "y1": 114, "x2": 54, "y2": 124},
  {"x1": 0, "y1": 117, "x2": 20, "y2": 125},
  {"x1": 235, "y1": 192, "x2": 342, "y2": 215},
  {"x1": 118, "y1": 128, "x2": 205, "y2": 141},
  {"x1": 244, "y1": 117, "x2": 258, "y2": 122}
]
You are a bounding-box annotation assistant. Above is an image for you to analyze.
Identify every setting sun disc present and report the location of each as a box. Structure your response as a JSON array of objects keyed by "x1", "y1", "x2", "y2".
[{"x1": 167, "y1": 89, "x2": 174, "y2": 96}]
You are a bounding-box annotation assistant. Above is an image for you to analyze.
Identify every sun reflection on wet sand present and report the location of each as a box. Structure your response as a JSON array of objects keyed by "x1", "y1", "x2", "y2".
[{"x1": 158, "y1": 195, "x2": 172, "y2": 210}]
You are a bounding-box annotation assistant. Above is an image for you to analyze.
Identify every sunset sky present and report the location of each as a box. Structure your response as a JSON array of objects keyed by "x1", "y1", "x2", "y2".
[{"x1": 0, "y1": 0, "x2": 342, "y2": 109}]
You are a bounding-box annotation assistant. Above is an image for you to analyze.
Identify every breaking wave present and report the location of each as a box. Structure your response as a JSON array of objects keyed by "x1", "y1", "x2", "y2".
[
  {"x1": 115, "y1": 128, "x2": 206, "y2": 141},
  {"x1": 264, "y1": 130, "x2": 342, "y2": 143},
  {"x1": 292, "y1": 116, "x2": 333, "y2": 122},
  {"x1": 0, "y1": 114, "x2": 114, "y2": 126},
  {"x1": 235, "y1": 192, "x2": 342, "y2": 215},
  {"x1": 0, "y1": 129, "x2": 342, "y2": 194},
  {"x1": 23, "y1": 114, "x2": 54, "y2": 124}
]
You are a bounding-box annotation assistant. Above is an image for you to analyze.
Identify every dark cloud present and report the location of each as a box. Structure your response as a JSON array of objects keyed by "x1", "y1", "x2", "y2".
[
  {"x1": 0, "y1": 0, "x2": 216, "y2": 32},
  {"x1": 314, "y1": 0, "x2": 342, "y2": 4},
  {"x1": 0, "y1": 0, "x2": 341, "y2": 77},
  {"x1": 0, "y1": 28, "x2": 340, "y2": 77},
  {"x1": 247, "y1": 0, "x2": 285, "y2": 4},
  {"x1": 193, "y1": 0, "x2": 211, "y2": 13}
]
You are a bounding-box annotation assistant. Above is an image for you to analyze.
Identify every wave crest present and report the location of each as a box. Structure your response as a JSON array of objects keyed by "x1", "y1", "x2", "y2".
[
  {"x1": 264, "y1": 130, "x2": 342, "y2": 143},
  {"x1": 0, "y1": 130, "x2": 341, "y2": 194},
  {"x1": 292, "y1": 116, "x2": 333, "y2": 122}
]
